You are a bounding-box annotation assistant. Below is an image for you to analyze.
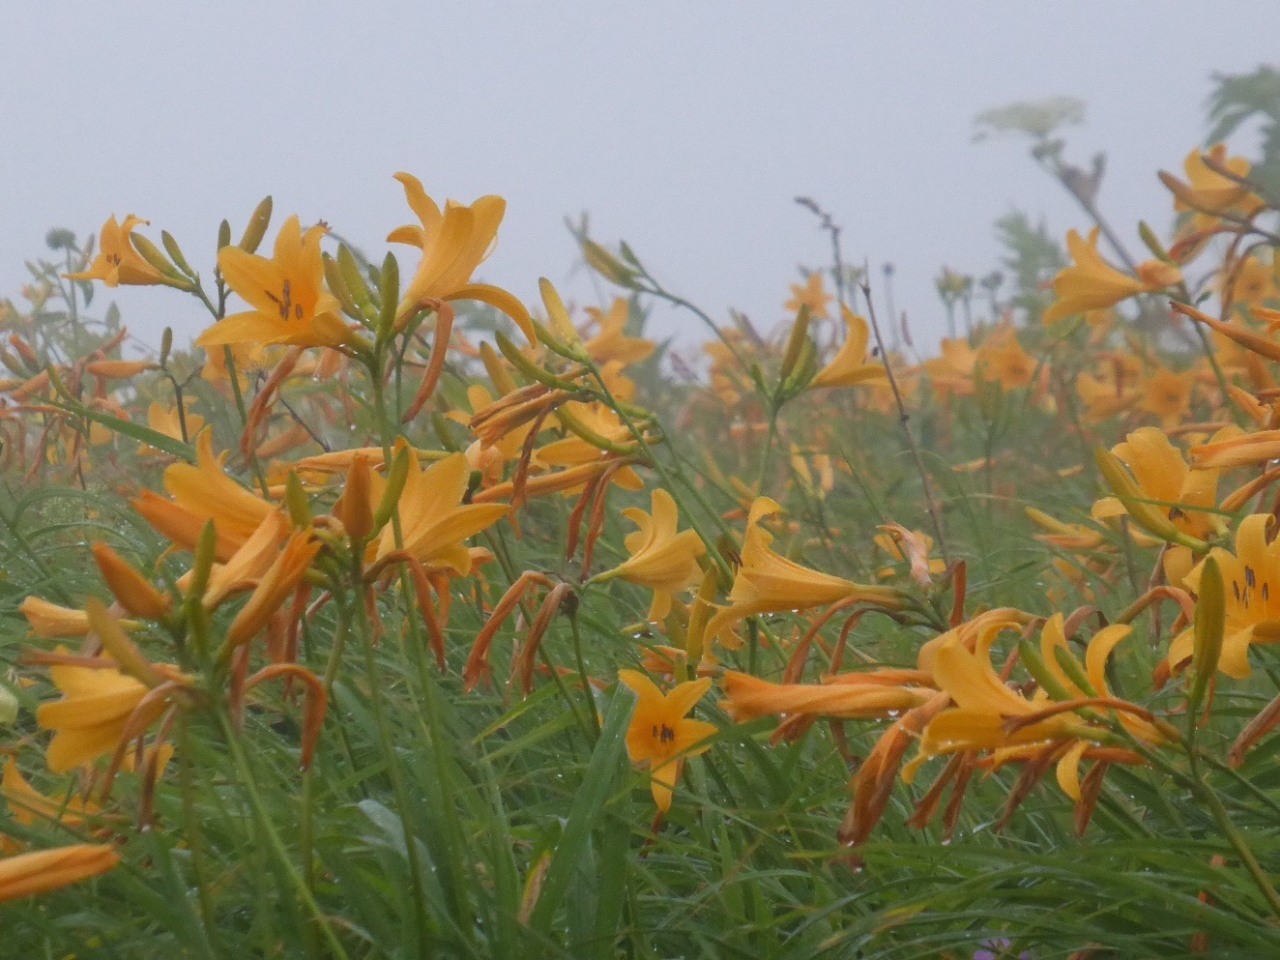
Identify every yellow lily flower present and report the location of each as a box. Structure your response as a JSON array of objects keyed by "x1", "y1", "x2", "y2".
[
  {"x1": 618, "y1": 670, "x2": 717, "y2": 812},
  {"x1": 583, "y1": 299, "x2": 655, "y2": 366},
  {"x1": 921, "y1": 614, "x2": 1162, "y2": 800},
  {"x1": 922, "y1": 338, "x2": 978, "y2": 402},
  {"x1": 591, "y1": 488, "x2": 706, "y2": 621},
  {"x1": 975, "y1": 326, "x2": 1037, "y2": 390},
  {"x1": 19, "y1": 597, "x2": 91, "y2": 639},
  {"x1": 37, "y1": 654, "x2": 185, "y2": 774},
  {"x1": 140, "y1": 402, "x2": 204, "y2": 455},
  {"x1": 1042, "y1": 227, "x2": 1181, "y2": 325},
  {"x1": 809, "y1": 307, "x2": 886, "y2": 389},
  {"x1": 65, "y1": 215, "x2": 168, "y2": 287},
  {"x1": 225, "y1": 529, "x2": 322, "y2": 649},
  {"x1": 0, "y1": 844, "x2": 120, "y2": 904},
  {"x1": 719, "y1": 669, "x2": 936, "y2": 722},
  {"x1": 373, "y1": 450, "x2": 508, "y2": 575},
  {"x1": 1137, "y1": 367, "x2": 1194, "y2": 428},
  {"x1": 3, "y1": 759, "x2": 100, "y2": 828},
  {"x1": 1108, "y1": 427, "x2": 1223, "y2": 543},
  {"x1": 1163, "y1": 145, "x2": 1265, "y2": 235},
  {"x1": 134, "y1": 430, "x2": 274, "y2": 561},
  {"x1": 784, "y1": 272, "x2": 832, "y2": 320},
  {"x1": 703, "y1": 498, "x2": 903, "y2": 642},
  {"x1": 1166, "y1": 514, "x2": 1280, "y2": 679},
  {"x1": 197, "y1": 216, "x2": 351, "y2": 349},
  {"x1": 388, "y1": 172, "x2": 533, "y2": 339}
]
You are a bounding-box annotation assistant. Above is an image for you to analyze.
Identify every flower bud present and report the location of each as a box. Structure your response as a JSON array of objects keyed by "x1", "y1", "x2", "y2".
[
  {"x1": 581, "y1": 238, "x2": 640, "y2": 288},
  {"x1": 480, "y1": 341, "x2": 519, "y2": 395},
  {"x1": 84, "y1": 596, "x2": 165, "y2": 688},
  {"x1": 334, "y1": 454, "x2": 374, "y2": 543},
  {"x1": 285, "y1": 471, "x2": 312, "y2": 528},
  {"x1": 238, "y1": 196, "x2": 273, "y2": 254},
  {"x1": 217, "y1": 219, "x2": 232, "y2": 250},
  {"x1": 377, "y1": 252, "x2": 401, "y2": 339},
  {"x1": 323, "y1": 252, "x2": 363, "y2": 321},
  {"x1": 161, "y1": 230, "x2": 195, "y2": 278},
  {"x1": 187, "y1": 519, "x2": 219, "y2": 603},
  {"x1": 373, "y1": 446, "x2": 412, "y2": 533},
  {"x1": 92, "y1": 543, "x2": 170, "y2": 621},
  {"x1": 1188, "y1": 554, "x2": 1225, "y2": 717},
  {"x1": 159, "y1": 328, "x2": 173, "y2": 368}
]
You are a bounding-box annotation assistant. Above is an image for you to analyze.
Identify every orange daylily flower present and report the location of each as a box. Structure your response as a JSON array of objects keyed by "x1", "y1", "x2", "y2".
[
  {"x1": 19, "y1": 597, "x2": 91, "y2": 639},
  {"x1": 92, "y1": 543, "x2": 171, "y2": 621},
  {"x1": 975, "y1": 327, "x2": 1037, "y2": 390},
  {"x1": 810, "y1": 307, "x2": 886, "y2": 389},
  {"x1": 1107, "y1": 427, "x2": 1223, "y2": 543},
  {"x1": 3, "y1": 759, "x2": 100, "y2": 828},
  {"x1": 37, "y1": 653, "x2": 186, "y2": 774},
  {"x1": 134, "y1": 430, "x2": 274, "y2": 561},
  {"x1": 225, "y1": 530, "x2": 322, "y2": 649},
  {"x1": 1165, "y1": 514, "x2": 1280, "y2": 679},
  {"x1": 140, "y1": 402, "x2": 204, "y2": 455},
  {"x1": 372, "y1": 451, "x2": 508, "y2": 575},
  {"x1": 0, "y1": 844, "x2": 120, "y2": 904},
  {"x1": 1042, "y1": 227, "x2": 1181, "y2": 325},
  {"x1": 1138, "y1": 367, "x2": 1195, "y2": 428},
  {"x1": 65, "y1": 215, "x2": 171, "y2": 288},
  {"x1": 388, "y1": 172, "x2": 533, "y2": 339},
  {"x1": 618, "y1": 670, "x2": 717, "y2": 812},
  {"x1": 583, "y1": 299, "x2": 654, "y2": 366},
  {"x1": 1163, "y1": 145, "x2": 1265, "y2": 235},
  {"x1": 591, "y1": 488, "x2": 706, "y2": 621},
  {"x1": 197, "y1": 216, "x2": 351, "y2": 349},
  {"x1": 784, "y1": 272, "x2": 832, "y2": 321},
  {"x1": 719, "y1": 670, "x2": 936, "y2": 722},
  {"x1": 703, "y1": 498, "x2": 903, "y2": 642}
]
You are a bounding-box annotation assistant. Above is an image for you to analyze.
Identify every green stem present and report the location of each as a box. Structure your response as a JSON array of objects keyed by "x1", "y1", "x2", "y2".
[{"x1": 220, "y1": 711, "x2": 352, "y2": 960}]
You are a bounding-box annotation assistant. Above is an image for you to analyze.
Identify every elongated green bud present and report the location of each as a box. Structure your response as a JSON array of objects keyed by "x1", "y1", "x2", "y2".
[
  {"x1": 1018, "y1": 638, "x2": 1073, "y2": 701},
  {"x1": 1138, "y1": 221, "x2": 1174, "y2": 265},
  {"x1": 1188, "y1": 555, "x2": 1225, "y2": 718},
  {"x1": 285, "y1": 472, "x2": 312, "y2": 528},
  {"x1": 495, "y1": 331, "x2": 577, "y2": 389},
  {"x1": 581, "y1": 238, "x2": 640, "y2": 288},
  {"x1": 1094, "y1": 448, "x2": 1208, "y2": 551},
  {"x1": 337, "y1": 245, "x2": 376, "y2": 320},
  {"x1": 161, "y1": 230, "x2": 195, "y2": 278},
  {"x1": 187, "y1": 519, "x2": 218, "y2": 603},
  {"x1": 238, "y1": 196, "x2": 273, "y2": 254},
  {"x1": 377, "y1": 252, "x2": 400, "y2": 339},
  {"x1": 432, "y1": 413, "x2": 461, "y2": 452},
  {"x1": 779, "y1": 305, "x2": 811, "y2": 382},
  {"x1": 130, "y1": 233, "x2": 188, "y2": 285},
  {"x1": 159, "y1": 328, "x2": 173, "y2": 368},
  {"x1": 85, "y1": 597, "x2": 165, "y2": 688},
  {"x1": 480, "y1": 341, "x2": 519, "y2": 394},
  {"x1": 217, "y1": 219, "x2": 232, "y2": 250},
  {"x1": 373, "y1": 446, "x2": 412, "y2": 532},
  {"x1": 1053, "y1": 644, "x2": 1099, "y2": 698},
  {"x1": 322, "y1": 253, "x2": 362, "y2": 321}
]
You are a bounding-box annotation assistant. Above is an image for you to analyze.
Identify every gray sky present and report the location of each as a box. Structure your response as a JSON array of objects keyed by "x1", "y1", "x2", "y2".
[{"x1": 3, "y1": 2, "x2": 1278, "y2": 354}]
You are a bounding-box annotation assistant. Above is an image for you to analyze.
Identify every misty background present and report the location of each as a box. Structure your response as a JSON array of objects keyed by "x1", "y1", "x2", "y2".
[{"x1": 3, "y1": 2, "x2": 1279, "y2": 355}]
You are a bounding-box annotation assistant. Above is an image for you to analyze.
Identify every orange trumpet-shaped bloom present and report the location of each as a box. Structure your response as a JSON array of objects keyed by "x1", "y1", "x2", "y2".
[
  {"x1": 65, "y1": 215, "x2": 167, "y2": 288},
  {"x1": 719, "y1": 670, "x2": 936, "y2": 723},
  {"x1": 19, "y1": 597, "x2": 91, "y2": 639},
  {"x1": 373, "y1": 451, "x2": 508, "y2": 575},
  {"x1": 1165, "y1": 514, "x2": 1280, "y2": 679},
  {"x1": 1042, "y1": 227, "x2": 1181, "y2": 325},
  {"x1": 225, "y1": 530, "x2": 322, "y2": 649},
  {"x1": 36, "y1": 654, "x2": 184, "y2": 774},
  {"x1": 704, "y1": 498, "x2": 903, "y2": 642},
  {"x1": 582, "y1": 299, "x2": 655, "y2": 366},
  {"x1": 134, "y1": 430, "x2": 274, "y2": 561},
  {"x1": 3, "y1": 759, "x2": 100, "y2": 828},
  {"x1": 0, "y1": 844, "x2": 120, "y2": 904},
  {"x1": 197, "y1": 216, "x2": 351, "y2": 349},
  {"x1": 1164, "y1": 145, "x2": 1265, "y2": 234},
  {"x1": 388, "y1": 172, "x2": 533, "y2": 339},
  {"x1": 591, "y1": 488, "x2": 705, "y2": 621},
  {"x1": 809, "y1": 307, "x2": 886, "y2": 389},
  {"x1": 1106, "y1": 427, "x2": 1223, "y2": 543},
  {"x1": 618, "y1": 670, "x2": 717, "y2": 812},
  {"x1": 784, "y1": 272, "x2": 833, "y2": 320}
]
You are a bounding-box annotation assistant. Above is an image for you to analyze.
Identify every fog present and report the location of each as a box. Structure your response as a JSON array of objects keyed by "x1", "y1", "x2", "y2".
[{"x1": 3, "y1": 2, "x2": 1277, "y2": 352}]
